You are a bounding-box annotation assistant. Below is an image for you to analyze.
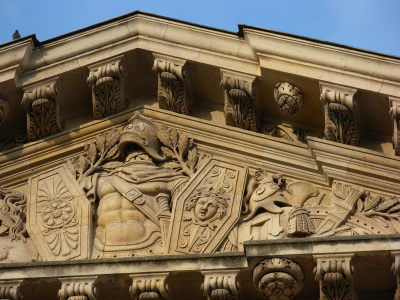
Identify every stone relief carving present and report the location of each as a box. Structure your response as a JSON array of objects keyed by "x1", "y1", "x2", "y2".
[
  {"x1": 314, "y1": 255, "x2": 355, "y2": 300},
  {"x1": 58, "y1": 276, "x2": 97, "y2": 300},
  {"x1": 153, "y1": 54, "x2": 191, "y2": 115},
  {"x1": 0, "y1": 187, "x2": 26, "y2": 241},
  {"x1": 221, "y1": 70, "x2": 259, "y2": 132},
  {"x1": 253, "y1": 258, "x2": 304, "y2": 300},
  {"x1": 0, "y1": 280, "x2": 23, "y2": 300},
  {"x1": 0, "y1": 95, "x2": 9, "y2": 126},
  {"x1": 320, "y1": 82, "x2": 358, "y2": 146},
  {"x1": 87, "y1": 57, "x2": 127, "y2": 119},
  {"x1": 0, "y1": 134, "x2": 27, "y2": 152},
  {"x1": 390, "y1": 97, "x2": 400, "y2": 156},
  {"x1": 129, "y1": 273, "x2": 168, "y2": 300},
  {"x1": 274, "y1": 82, "x2": 303, "y2": 115},
  {"x1": 261, "y1": 123, "x2": 323, "y2": 143},
  {"x1": 202, "y1": 270, "x2": 239, "y2": 300},
  {"x1": 21, "y1": 79, "x2": 65, "y2": 141}
]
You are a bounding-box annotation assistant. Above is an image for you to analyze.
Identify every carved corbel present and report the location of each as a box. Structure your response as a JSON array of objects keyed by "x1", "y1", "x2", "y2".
[
  {"x1": 390, "y1": 97, "x2": 400, "y2": 156},
  {"x1": 58, "y1": 276, "x2": 97, "y2": 300},
  {"x1": 202, "y1": 270, "x2": 239, "y2": 300},
  {"x1": 0, "y1": 280, "x2": 23, "y2": 300},
  {"x1": 314, "y1": 255, "x2": 356, "y2": 300},
  {"x1": 392, "y1": 252, "x2": 400, "y2": 300},
  {"x1": 253, "y1": 258, "x2": 304, "y2": 299},
  {"x1": 0, "y1": 96, "x2": 9, "y2": 126},
  {"x1": 21, "y1": 78, "x2": 65, "y2": 141},
  {"x1": 129, "y1": 273, "x2": 168, "y2": 300},
  {"x1": 221, "y1": 70, "x2": 258, "y2": 132},
  {"x1": 320, "y1": 82, "x2": 358, "y2": 145},
  {"x1": 153, "y1": 54, "x2": 191, "y2": 115},
  {"x1": 87, "y1": 56, "x2": 127, "y2": 119}
]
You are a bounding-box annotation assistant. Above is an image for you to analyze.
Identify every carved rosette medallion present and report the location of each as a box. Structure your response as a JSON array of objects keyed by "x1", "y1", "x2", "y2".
[
  {"x1": 129, "y1": 273, "x2": 168, "y2": 300},
  {"x1": 274, "y1": 82, "x2": 303, "y2": 115},
  {"x1": 390, "y1": 97, "x2": 400, "y2": 156},
  {"x1": 0, "y1": 95, "x2": 9, "y2": 126},
  {"x1": 87, "y1": 57, "x2": 127, "y2": 119},
  {"x1": 167, "y1": 158, "x2": 248, "y2": 254},
  {"x1": 253, "y1": 258, "x2": 304, "y2": 299},
  {"x1": 27, "y1": 165, "x2": 92, "y2": 261},
  {"x1": 21, "y1": 79, "x2": 65, "y2": 141},
  {"x1": 221, "y1": 70, "x2": 258, "y2": 132},
  {"x1": 153, "y1": 54, "x2": 191, "y2": 115},
  {"x1": 320, "y1": 82, "x2": 358, "y2": 146}
]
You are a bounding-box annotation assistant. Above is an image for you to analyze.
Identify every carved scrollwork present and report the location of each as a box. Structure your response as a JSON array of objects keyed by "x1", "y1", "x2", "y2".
[
  {"x1": 0, "y1": 187, "x2": 27, "y2": 241},
  {"x1": 87, "y1": 57, "x2": 127, "y2": 119},
  {"x1": 320, "y1": 83, "x2": 358, "y2": 146},
  {"x1": 58, "y1": 276, "x2": 97, "y2": 300},
  {"x1": 253, "y1": 258, "x2": 304, "y2": 299},
  {"x1": 221, "y1": 70, "x2": 258, "y2": 132},
  {"x1": 153, "y1": 54, "x2": 191, "y2": 115},
  {"x1": 262, "y1": 123, "x2": 323, "y2": 143},
  {"x1": 202, "y1": 270, "x2": 239, "y2": 300},
  {"x1": 0, "y1": 96, "x2": 9, "y2": 126},
  {"x1": 390, "y1": 97, "x2": 400, "y2": 156},
  {"x1": 129, "y1": 273, "x2": 168, "y2": 300},
  {"x1": 0, "y1": 280, "x2": 23, "y2": 300},
  {"x1": 274, "y1": 82, "x2": 303, "y2": 115}
]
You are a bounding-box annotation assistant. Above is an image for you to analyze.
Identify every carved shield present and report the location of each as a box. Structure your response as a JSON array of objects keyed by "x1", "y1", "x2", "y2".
[
  {"x1": 27, "y1": 165, "x2": 92, "y2": 261},
  {"x1": 167, "y1": 158, "x2": 248, "y2": 254}
]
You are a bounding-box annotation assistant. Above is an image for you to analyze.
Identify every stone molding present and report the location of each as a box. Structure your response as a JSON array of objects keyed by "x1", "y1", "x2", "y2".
[
  {"x1": 129, "y1": 273, "x2": 168, "y2": 300},
  {"x1": 58, "y1": 276, "x2": 97, "y2": 300},
  {"x1": 314, "y1": 255, "x2": 355, "y2": 300},
  {"x1": 153, "y1": 53, "x2": 191, "y2": 115},
  {"x1": 220, "y1": 69, "x2": 258, "y2": 132},
  {"x1": 0, "y1": 280, "x2": 23, "y2": 300},
  {"x1": 21, "y1": 77, "x2": 65, "y2": 141},
  {"x1": 320, "y1": 82, "x2": 358, "y2": 146},
  {"x1": 390, "y1": 97, "x2": 400, "y2": 156},
  {"x1": 201, "y1": 270, "x2": 239, "y2": 300}
]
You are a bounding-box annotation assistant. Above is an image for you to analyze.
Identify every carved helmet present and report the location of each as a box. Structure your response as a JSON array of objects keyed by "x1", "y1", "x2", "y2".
[{"x1": 118, "y1": 113, "x2": 166, "y2": 161}]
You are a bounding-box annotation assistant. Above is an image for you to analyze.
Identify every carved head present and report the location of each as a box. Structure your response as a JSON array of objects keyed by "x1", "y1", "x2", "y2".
[
  {"x1": 119, "y1": 114, "x2": 166, "y2": 161},
  {"x1": 185, "y1": 187, "x2": 229, "y2": 222}
]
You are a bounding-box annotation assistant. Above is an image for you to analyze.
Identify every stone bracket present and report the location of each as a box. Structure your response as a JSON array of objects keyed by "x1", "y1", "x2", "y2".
[
  {"x1": 58, "y1": 276, "x2": 97, "y2": 300},
  {"x1": 392, "y1": 251, "x2": 400, "y2": 300},
  {"x1": 0, "y1": 95, "x2": 9, "y2": 126},
  {"x1": 390, "y1": 97, "x2": 400, "y2": 156},
  {"x1": 314, "y1": 254, "x2": 356, "y2": 300},
  {"x1": 21, "y1": 77, "x2": 65, "y2": 141},
  {"x1": 0, "y1": 279, "x2": 23, "y2": 300},
  {"x1": 201, "y1": 270, "x2": 240, "y2": 300},
  {"x1": 153, "y1": 53, "x2": 191, "y2": 115},
  {"x1": 320, "y1": 82, "x2": 358, "y2": 146},
  {"x1": 220, "y1": 69, "x2": 258, "y2": 132},
  {"x1": 87, "y1": 55, "x2": 127, "y2": 119},
  {"x1": 129, "y1": 272, "x2": 169, "y2": 300}
]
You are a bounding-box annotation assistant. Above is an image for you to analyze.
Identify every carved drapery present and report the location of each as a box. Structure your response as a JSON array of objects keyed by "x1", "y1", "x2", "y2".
[
  {"x1": 21, "y1": 79, "x2": 65, "y2": 141},
  {"x1": 314, "y1": 255, "x2": 355, "y2": 300},
  {"x1": 0, "y1": 96, "x2": 9, "y2": 126},
  {"x1": 153, "y1": 54, "x2": 191, "y2": 115},
  {"x1": 87, "y1": 57, "x2": 127, "y2": 119},
  {"x1": 253, "y1": 258, "x2": 304, "y2": 300},
  {"x1": 220, "y1": 70, "x2": 258, "y2": 132},
  {"x1": 320, "y1": 82, "x2": 358, "y2": 146},
  {"x1": 202, "y1": 270, "x2": 239, "y2": 300},
  {"x1": 129, "y1": 273, "x2": 168, "y2": 300},
  {"x1": 0, "y1": 280, "x2": 23, "y2": 300},
  {"x1": 58, "y1": 276, "x2": 97, "y2": 300},
  {"x1": 390, "y1": 97, "x2": 400, "y2": 156}
]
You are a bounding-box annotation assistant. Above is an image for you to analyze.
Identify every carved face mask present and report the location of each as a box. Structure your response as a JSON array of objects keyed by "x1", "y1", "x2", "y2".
[{"x1": 194, "y1": 197, "x2": 219, "y2": 221}]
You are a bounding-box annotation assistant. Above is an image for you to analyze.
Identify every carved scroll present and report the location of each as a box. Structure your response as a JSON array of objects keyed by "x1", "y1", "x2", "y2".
[
  {"x1": 129, "y1": 273, "x2": 168, "y2": 300},
  {"x1": 87, "y1": 56, "x2": 127, "y2": 119},
  {"x1": 320, "y1": 82, "x2": 358, "y2": 146},
  {"x1": 253, "y1": 258, "x2": 304, "y2": 299},
  {"x1": 58, "y1": 276, "x2": 97, "y2": 300},
  {"x1": 0, "y1": 280, "x2": 23, "y2": 300},
  {"x1": 262, "y1": 123, "x2": 323, "y2": 143},
  {"x1": 21, "y1": 78, "x2": 65, "y2": 141},
  {"x1": 0, "y1": 96, "x2": 9, "y2": 126},
  {"x1": 153, "y1": 54, "x2": 191, "y2": 115},
  {"x1": 314, "y1": 255, "x2": 355, "y2": 300},
  {"x1": 221, "y1": 70, "x2": 258, "y2": 132},
  {"x1": 390, "y1": 97, "x2": 400, "y2": 156},
  {"x1": 27, "y1": 165, "x2": 92, "y2": 261},
  {"x1": 0, "y1": 187, "x2": 27, "y2": 241},
  {"x1": 202, "y1": 270, "x2": 239, "y2": 300}
]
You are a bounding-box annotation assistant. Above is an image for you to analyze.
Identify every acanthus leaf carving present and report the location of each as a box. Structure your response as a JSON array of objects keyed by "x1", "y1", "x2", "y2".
[
  {"x1": 21, "y1": 79, "x2": 65, "y2": 141},
  {"x1": 87, "y1": 57, "x2": 127, "y2": 119},
  {"x1": 202, "y1": 270, "x2": 239, "y2": 300},
  {"x1": 58, "y1": 276, "x2": 97, "y2": 300},
  {"x1": 390, "y1": 96, "x2": 400, "y2": 156},
  {"x1": 153, "y1": 54, "x2": 191, "y2": 115},
  {"x1": 129, "y1": 273, "x2": 168, "y2": 300},
  {"x1": 262, "y1": 122, "x2": 323, "y2": 143},
  {"x1": 221, "y1": 70, "x2": 259, "y2": 132},
  {"x1": 0, "y1": 95, "x2": 9, "y2": 126}
]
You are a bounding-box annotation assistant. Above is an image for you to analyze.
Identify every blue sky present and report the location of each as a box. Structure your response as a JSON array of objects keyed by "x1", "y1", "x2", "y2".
[{"x1": 1, "y1": 0, "x2": 399, "y2": 56}]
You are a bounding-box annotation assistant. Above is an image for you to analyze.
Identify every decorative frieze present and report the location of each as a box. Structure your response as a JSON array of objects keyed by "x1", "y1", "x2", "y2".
[
  {"x1": 129, "y1": 273, "x2": 168, "y2": 300},
  {"x1": 314, "y1": 255, "x2": 355, "y2": 300},
  {"x1": 253, "y1": 258, "x2": 304, "y2": 299},
  {"x1": 87, "y1": 56, "x2": 127, "y2": 119},
  {"x1": 153, "y1": 54, "x2": 191, "y2": 115},
  {"x1": 202, "y1": 270, "x2": 239, "y2": 300},
  {"x1": 0, "y1": 280, "x2": 23, "y2": 300},
  {"x1": 58, "y1": 276, "x2": 97, "y2": 300},
  {"x1": 320, "y1": 82, "x2": 358, "y2": 146},
  {"x1": 0, "y1": 95, "x2": 9, "y2": 126},
  {"x1": 220, "y1": 70, "x2": 258, "y2": 132},
  {"x1": 390, "y1": 97, "x2": 400, "y2": 156},
  {"x1": 21, "y1": 78, "x2": 65, "y2": 141},
  {"x1": 274, "y1": 82, "x2": 303, "y2": 115}
]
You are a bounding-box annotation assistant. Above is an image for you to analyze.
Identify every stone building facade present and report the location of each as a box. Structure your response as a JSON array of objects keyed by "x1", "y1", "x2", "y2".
[{"x1": 0, "y1": 11, "x2": 400, "y2": 300}]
